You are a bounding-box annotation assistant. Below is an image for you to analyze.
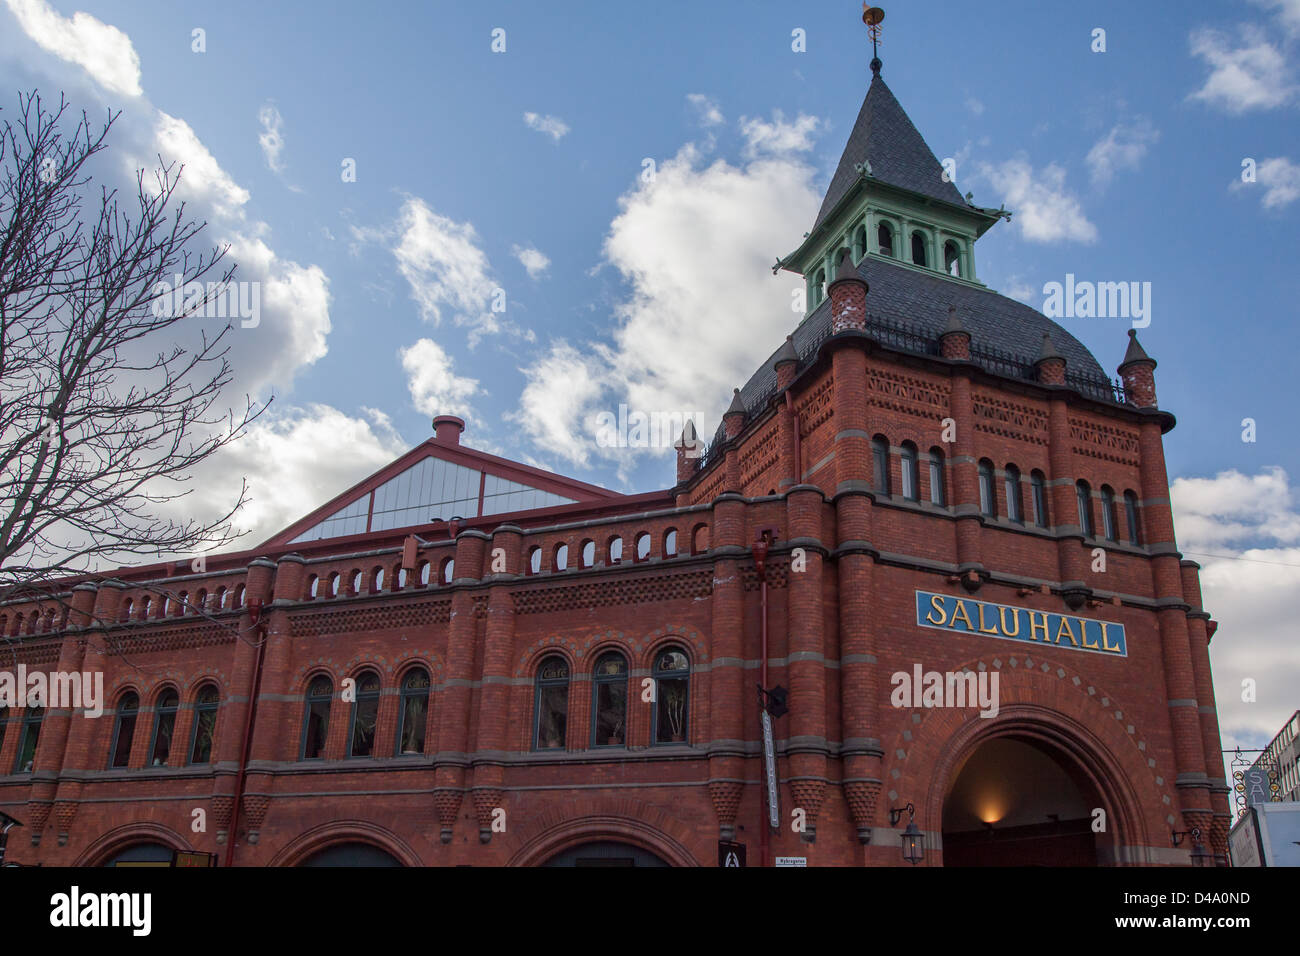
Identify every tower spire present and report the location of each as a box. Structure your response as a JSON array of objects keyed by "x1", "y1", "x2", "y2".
[{"x1": 863, "y1": 5, "x2": 885, "y2": 74}]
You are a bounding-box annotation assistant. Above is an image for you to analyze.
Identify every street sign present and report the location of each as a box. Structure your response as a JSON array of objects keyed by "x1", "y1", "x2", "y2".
[
  {"x1": 718, "y1": 840, "x2": 746, "y2": 868},
  {"x1": 774, "y1": 856, "x2": 807, "y2": 867},
  {"x1": 761, "y1": 710, "x2": 780, "y2": 829}
]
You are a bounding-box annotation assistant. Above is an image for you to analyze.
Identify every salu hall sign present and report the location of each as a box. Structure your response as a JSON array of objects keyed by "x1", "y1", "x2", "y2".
[{"x1": 915, "y1": 590, "x2": 1127, "y2": 657}]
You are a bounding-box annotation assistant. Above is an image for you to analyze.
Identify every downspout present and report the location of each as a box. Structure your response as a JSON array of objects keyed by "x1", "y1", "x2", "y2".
[
  {"x1": 754, "y1": 533, "x2": 772, "y2": 868},
  {"x1": 225, "y1": 599, "x2": 266, "y2": 868}
]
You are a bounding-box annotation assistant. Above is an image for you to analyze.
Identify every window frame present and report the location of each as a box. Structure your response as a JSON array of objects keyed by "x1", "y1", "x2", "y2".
[
  {"x1": 1031, "y1": 470, "x2": 1049, "y2": 527},
  {"x1": 900, "y1": 442, "x2": 919, "y2": 501},
  {"x1": 346, "y1": 671, "x2": 382, "y2": 758},
  {"x1": 1004, "y1": 464, "x2": 1023, "y2": 524},
  {"x1": 978, "y1": 459, "x2": 996, "y2": 517},
  {"x1": 187, "y1": 684, "x2": 221, "y2": 766},
  {"x1": 108, "y1": 692, "x2": 140, "y2": 769},
  {"x1": 590, "y1": 652, "x2": 629, "y2": 749},
  {"x1": 532, "y1": 655, "x2": 571, "y2": 751},
  {"x1": 395, "y1": 668, "x2": 432, "y2": 757},
  {"x1": 1076, "y1": 481, "x2": 1095, "y2": 537},
  {"x1": 299, "y1": 675, "x2": 333, "y2": 761},
  {"x1": 928, "y1": 447, "x2": 947, "y2": 506},
  {"x1": 147, "y1": 689, "x2": 180, "y2": 768},
  {"x1": 651, "y1": 647, "x2": 691, "y2": 746}
]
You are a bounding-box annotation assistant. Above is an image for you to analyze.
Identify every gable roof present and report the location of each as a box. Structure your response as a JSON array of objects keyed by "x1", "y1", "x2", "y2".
[
  {"x1": 260, "y1": 436, "x2": 624, "y2": 548},
  {"x1": 814, "y1": 70, "x2": 967, "y2": 229}
]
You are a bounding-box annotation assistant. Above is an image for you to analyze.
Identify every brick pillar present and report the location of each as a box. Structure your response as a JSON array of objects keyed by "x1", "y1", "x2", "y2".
[
  {"x1": 785, "y1": 485, "x2": 827, "y2": 842},
  {"x1": 1181, "y1": 560, "x2": 1231, "y2": 863},
  {"x1": 722, "y1": 389, "x2": 745, "y2": 492},
  {"x1": 828, "y1": 249, "x2": 867, "y2": 333},
  {"x1": 832, "y1": 344, "x2": 869, "y2": 495},
  {"x1": 1047, "y1": 397, "x2": 1088, "y2": 599},
  {"x1": 471, "y1": 524, "x2": 521, "y2": 843},
  {"x1": 949, "y1": 369, "x2": 982, "y2": 580},
  {"x1": 775, "y1": 336, "x2": 799, "y2": 490},
  {"x1": 707, "y1": 494, "x2": 747, "y2": 839}
]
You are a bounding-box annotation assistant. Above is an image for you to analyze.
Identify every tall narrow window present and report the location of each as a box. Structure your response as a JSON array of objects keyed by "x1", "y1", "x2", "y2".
[
  {"x1": 872, "y1": 436, "x2": 891, "y2": 495},
  {"x1": 911, "y1": 232, "x2": 928, "y2": 267},
  {"x1": 0, "y1": 707, "x2": 8, "y2": 760},
  {"x1": 348, "y1": 672, "x2": 381, "y2": 757},
  {"x1": 1101, "y1": 486, "x2": 1118, "y2": 542},
  {"x1": 301, "y1": 676, "x2": 332, "y2": 760},
  {"x1": 529, "y1": 546, "x2": 542, "y2": 574},
  {"x1": 1004, "y1": 464, "x2": 1023, "y2": 524},
  {"x1": 1031, "y1": 471, "x2": 1049, "y2": 527},
  {"x1": 635, "y1": 532, "x2": 651, "y2": 561},
  {"x1": 653, "y1": 648, "x2": 690, "y2": 745},
  {"x1": 554, "y1": 544, "x2": 568, "y2": 571},
  {"x1": 814, "y1": 268, "x2": 826, "y2": 306},
  {"x1": 608, "y1": 536, "x2": 623, "y2": 564},
  {"x1": 13, "y1": 706, "x2": 43, "y2": 773},
  {"x1": 900, "y1": 442, "x2": 919, "y2": 501},
  {"x1": 109, "y1": 693, "x2": 139, "y2": 768},
  {"x1": 878, "y1": 222, "x2": 894, "y2": 257},
  {"x1": 533, "y1": 656, "x2": 570, "y2": 750},
  {"x1": 188, "y1": 685, "x2": 220, "y2": 764},
  {"x1": 944, "y1": 240, "x2": 961, "y2": 277},
  {"x1": 664, "y1": 529, "x2": 678, "y2": 557},
  {"x1": 928, "y1": 448, "x2": 947, "y2": 506},
  {"x1": 148, "y1": 690, "x2": 179, "y2": 767},
  {"x1": 852, "y1": 223, "x2": 867, "y2": 261},
  {"x1": 591, "y1": 653, "x2": 628, "y2": 748},
  {"x1": 581, "y1": 539, "x2": 596, "y2": 567},
  {"x1": 1076, "y1": 481, "x2": 1094, "y2": 537},
  {"x1": 978, "y1": 459, "x2": 996, "y2": 517},
  {"x1": 1124, "y1": 491, "x2": 1141, "y2": 544},
  {"x1": 396, "y1": 668, "x2": 431, "y2": 755}
]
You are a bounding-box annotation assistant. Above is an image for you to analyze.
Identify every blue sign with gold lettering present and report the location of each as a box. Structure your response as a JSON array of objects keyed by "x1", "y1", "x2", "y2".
[{"x1": 915, "y1": 590, "x2": 1127, "y2": 657}]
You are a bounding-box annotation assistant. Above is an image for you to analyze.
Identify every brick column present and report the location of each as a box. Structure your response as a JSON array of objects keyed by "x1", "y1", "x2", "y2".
[
  {"x1": 949, "y1": 368, "x2": 982, "y2": 578},
  {"x1": 707, "y1": 494, "x2": 747, "y2": 839},
  {"x1": 1181, "y1": 560, "x2": 1231, "y2": 863},
  {"x1": 1046, "y1": 397, "x2": 1088, "y2": 597},
  {"x1": 785, "y1": 485, "x2": 827, "y2": 842},
  {"x1": 43, "y1": 582, "x2": 100, "y2": 846}
]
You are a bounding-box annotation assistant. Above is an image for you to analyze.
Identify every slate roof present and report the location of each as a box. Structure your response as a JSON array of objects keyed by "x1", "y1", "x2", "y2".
[{"x1": 814, "y1": 71, "x2": 967, "y2": 229}]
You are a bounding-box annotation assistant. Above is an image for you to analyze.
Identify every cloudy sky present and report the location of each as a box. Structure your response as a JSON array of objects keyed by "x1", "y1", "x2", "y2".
[{"x1": 2, "y1": 0, "x2": 1297, "y2": 773}]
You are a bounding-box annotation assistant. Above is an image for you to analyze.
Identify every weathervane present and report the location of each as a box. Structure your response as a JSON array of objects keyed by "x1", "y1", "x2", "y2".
[{"x1": 863, "y1": 5, "x2": 885, "y2": 73}]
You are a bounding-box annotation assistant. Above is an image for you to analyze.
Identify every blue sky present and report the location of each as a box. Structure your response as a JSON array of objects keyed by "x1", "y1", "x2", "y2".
[{"x1": 2, "y1": 0, "x2": 1298, "y2": 766}]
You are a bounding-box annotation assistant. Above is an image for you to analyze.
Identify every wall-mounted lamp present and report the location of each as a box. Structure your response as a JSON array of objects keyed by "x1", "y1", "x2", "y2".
[{"x1": 889, "y1": 803, "x2": 925, "y2": 865}]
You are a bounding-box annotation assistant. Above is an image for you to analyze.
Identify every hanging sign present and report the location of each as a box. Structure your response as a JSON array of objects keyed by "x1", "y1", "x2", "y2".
[{"x1": 915, "y1": 590, "x2": 1127, "y2": 657}]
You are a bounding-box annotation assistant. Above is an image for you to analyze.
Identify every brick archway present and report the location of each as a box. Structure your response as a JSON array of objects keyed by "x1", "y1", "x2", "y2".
[
  {"x1": 268, "y1": 820, "x2": 424, "y2": 867},
  {"x1": 506, "y1": 799, "x2": 701, "y2": 867},
  {"x1": 75, "y1": 822, "x2": 193, "y2": 866}
]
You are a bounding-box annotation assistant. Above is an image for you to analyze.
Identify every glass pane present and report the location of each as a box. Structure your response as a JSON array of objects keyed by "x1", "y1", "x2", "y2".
[
  {"x1": 595, "y1": 681, "x2": 627, "y2": 745},
  {"x1": 540, "y1": 657, "x2": 568, "y2": 681},
  {"x1": 16, "y1": 714, "x2": 43, "y2": 772},
  {"x1": 191, "y1": 707, "x2": 217, "y2": 764},
  {"x1": 151, "y1": 712, "x2": 175, "y2": 766},
  {"x1": 595, "y1": 655, "x2": 626, "y2": 677},
  {"x1": 111, "y1": 712, "x2": 137, "y2": 768},
  {"x1": 656, "y1": 649, "x2": 688, "y2": 673},
  {"x1": 398, "y1": 694, "x2": 428, "y2": 754},
  {"x1": 350, "y1": 698, "x2": 379, "y2": 756},
  {"x1": 304, "y1": 700, "x2": 330, "y2": 759},
  {"x1": 656, "y1": 678, "x2": 688, "y2": 742},
  {"x1": 536, "y1": 685, "x2": 568, "y2": 749}
]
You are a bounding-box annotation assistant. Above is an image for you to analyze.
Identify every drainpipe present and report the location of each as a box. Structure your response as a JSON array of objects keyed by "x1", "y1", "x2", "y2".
[
  {"x1": 225, "y1": 599, "x2": 266, "y2": 868},
  {"x1": 753, "y1": 532, "x2": 772, "y2": 868}
]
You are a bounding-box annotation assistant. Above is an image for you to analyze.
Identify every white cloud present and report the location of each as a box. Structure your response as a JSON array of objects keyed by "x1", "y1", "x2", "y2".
[
  {"x1": 1171, "y1": 467, "x2": 1300, "y2": 757},
  {"x1": 4, "y1": 0, "x2": 142, "y2": 97},
  {"x1": 1252, "y1": 0, "x2": 1300, "y2": 37},
  {"x1": 738, "y1": 110, "x2": 821, "y2": 159},
  {"x1": 258, "y1": 103, "x2": 286, "y2": 173},
  {"x1": 687, "y1": 93, "x2": 725, "y2": 127},
  {"x1": 979, "y1": 158, "x2": 1097, "y2": 243},
  {"x1": 513, "y1": 244, "x2": 550, "y2": 278},
  {"x1": 965, "y1": 96, "x2": 985, "y2": 116},
  {"x1": 1003, "y1": 277, "x2": 1036, "y2": 303},
  {"x1": 523, "y1": 111, "x2": 569, "y2": 141},
  {"x1": 1188, "y1": 26, "x2": 1296, "y2": 113},
  {"x1": 1233, "y1": 156, "x2": 1300, "y2": 208},
  {"x1": 146, "y1": 111, "x2": 253, "y2": 223},
  {"x1": 1086, "y1": 117, "x2": 1159, "y2": 187},
  {"x1": 399, "y1": 337, "x2": 481, "y2": 422}
]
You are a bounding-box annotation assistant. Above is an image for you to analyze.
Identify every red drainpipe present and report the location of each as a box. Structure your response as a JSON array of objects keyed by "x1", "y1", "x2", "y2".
[
  {"x1": 753, "y1": 534, "x2": 772, "y2": 868},
  {"x1": 225, "y1": 599, "x2": 266, "y2": 868}
]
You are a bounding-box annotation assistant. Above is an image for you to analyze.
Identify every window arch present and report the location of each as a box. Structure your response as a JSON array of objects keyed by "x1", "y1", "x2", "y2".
[
  {"x1": 139, "y1": 595, "x2": 151, "y2": 621},
  {"x1": 635, "y1": 532, "x2": 651, "y2": 562},
  {"x1": 396, "y1": 668, "x2": 431, "y2": 755},
  {"x1": 349, "y1": 570, "x2": 362, "y2": 595},
  {"x1": 878, "y1": 221, "x2": 894, "y2": 257},
  {"x1": 528, "y1": 546, "x2": 542, "y2": 574},
  {"x1": 928, "y1": 447, "x2": 947, "y2": 506},
  {"x1": 652, "y1": 647, "x2": 690, "y2": 745},
  {"x1": 580, "y1": 539, "x2": 596, "y2": 568},
  {"x1": 663, "y1": 529, "x2": 678, "y2": 557},
  {"x1": 397, "y1": 567, "x2": 409, "y2": 589},
  {"x1": 533, "y1": 656, "x2": 570, "y2": 750},
  {"x1": 347, "y1": 671, "x2": 382, "y2": 758},
  {"x1": 188, "y1": 684, "x2": 220, "y2": 765},
  {"x1": 692, "y1": 523, "x2": 709, "y2": 555},
  {"x1": 215, "y1": 586, "x2": 227, "y2": 609},
  {"x1": 1076, "y1": 480, "x2": 1094, "y2": 537},
  {"x1": 109, "y1": 692, "x2": 139, "y2": 768},
  {"x1": 553, "y1": 543, "x2": 568, "y2": 572},
  {"x1": 872, "y1": 435, "x2": 891, "y2": 495},
  {"x1": 813, "y1": 267, "x2": 827, "y2": 306},
  {"x1": 441, "y1": 558, "x2": 455, "y2": 584},
  {"x1": 607, "y1": 535, "x2": 624, "y2": 565},
  {"x1": 1100, "y1": 485, "x2": 1118, "y2": 542},
  {"x1": 195, "y1": 588, "x2": 208, "y2": 612},
  {"x1": 148, "y1": 689, "x2": 180, "y2": 767},
  {"x1": 119, "y1": 598, "x2": 133, "y2": 623},
  {"x1": 978, "y1": 459, "x2": 996, "y2": 517},
  {"x1": 1031, "y1": 470, "x2": 1049, "y2": 527},
  {"x1": 301, "y1": 675, "x2": 332, "y2": 760},
  {"x1": 900, "y1": 442, "x2": 919, "y2": 501},
  {"x1": 1124, "y1": 490, "x2": 1141, "y2": 544},
  {"x1": 911, "y1": 231, "x2": 928, "y2": 267},
  {"x1": 233, "y1": 584, "x2": 245, "y2": 609},
  {"x1": 1004, "y1": 464, "x2": 1023, "y2": 524},
  {"x1": 944, "y1": 240, "x2": 962, "y2": 277},
  {"x1": 418, "y1": 561, "x2": 430, "y2": 586},
  {"x1": 591, "y1": 652, "x2": 628, "y2": 748},
  {"x1": 370, "y1": 566, "x2": 384, "y2": 593},
  {"x1": 13, "y1": 705, "x2": 43, "y2": 773},
  {"x1": 852, "y1": 223, "x2": 867, "y2": 262}
]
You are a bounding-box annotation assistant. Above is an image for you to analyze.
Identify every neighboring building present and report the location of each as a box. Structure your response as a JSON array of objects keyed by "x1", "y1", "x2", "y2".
[
  {"x1": 0, "y1": 26, "x2": 1230, "y2": 867},
  {"x1": 1248, "y1": 710, "x2": 1300, "y2": 804}
]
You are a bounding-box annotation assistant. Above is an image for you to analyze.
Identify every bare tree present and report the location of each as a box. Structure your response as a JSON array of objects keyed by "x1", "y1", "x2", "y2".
[{"x1": 0, "y1": 91, "x2": 266, "y2": 606}]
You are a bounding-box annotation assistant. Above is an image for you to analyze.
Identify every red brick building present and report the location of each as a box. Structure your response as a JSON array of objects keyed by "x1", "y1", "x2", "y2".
[{"x1": 0, "y1": 54, "x2": 1229, "y2": 868}]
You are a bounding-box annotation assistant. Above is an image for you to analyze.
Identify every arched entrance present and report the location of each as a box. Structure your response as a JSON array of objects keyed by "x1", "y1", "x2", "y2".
[
  {"x1": 542, "y1": 840, "x2": 669, "y2": 867},
  {"x1": 103, "y1": 842, "x2": 176, "y2": 867},
  {"x1": 941, "y1": 735, "x2": 1105, "y2": 866},
  {"x1": 298, "y1": 842, "x2": 404, "y2": 867}
]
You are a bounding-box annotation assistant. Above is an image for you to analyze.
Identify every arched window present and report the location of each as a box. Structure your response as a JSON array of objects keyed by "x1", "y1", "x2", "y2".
[
  {"x1": 852, "y1": 223, "x2": 867, "y2": 262},
  {"x1": 692, "y1": 523, "x2": 709, "y2": 554},
  {"x1": 664, "y1": 529, "x2": 678, "y2": 557},
  {"x1": 878, "y1": 221, "x2": 894, "y2": 257},
  {"x1": 1124, "y1": 490, "x2": 1141, "y2": 544},
  {"x1": 188, "y1": 684, "x2": 220, "y2": 765},
  {"x1": 139, "y1": 596, "x2": 151, "y2": 621},
  {"x1": 109, "y1": 693, "x2": 139, "y2": 768},
  {"x1": 528, "y1": 546, "x2": 542, "y2": 574},
  {"x1": 533, "y1": 656, "x2": 570, "y2": 750},
  {"x1": 148, "y1": 690, "x2": 179, "y2": 767},
  {"x1": 347, "y1": 671, "x2": 382, "y2": 758},
  {"x1": 581, "y1": 540, "x2": 596, "y2": 568},
  {"x1": 396, "y1": 668, "x2": 431, "y2": 755},
  {"x1": 371, "y1": 567, "x2": 384, "y2": 593},
  {"x1": 900, "y1": 442, "x2": 919, "y2": 501},
  {"x1": 554, "y1": 543, "x2": 568, "y2": 572},
  {"x1": 1031, "y1": 470, "x2": 1049, "y2": 527},
  {"x1": 1101, "y1": 486, "x2": 1118, "y2": 542},
  {"x1": 928, "y1": 447, "x2": 947, "y2": 506},
  {"x1": 653, "y1": 647, "x2": 690, "y2": 745},
  {"x1": 304, "y1": 576, "x2": 319, "y2": 600},
  {"x1": 1076, "y1": 480, "x2": 1094, "y2": 537},
  {"x1": 215, "y1": 587, "x2": 227, "y2": 610},
  {"x1": 978, "y1": 459, "x2": 996, "y2": 517},
  {"x1": 119, "y1": 598, "x2": 133, "y2": 623},
  {"x1": 911, "y1": 231, "x2": 928, "y2": 267},
  {"x1": 13, "y1": 705, "x2": 43, "y2": 773},
  {"x1": 350, "y1": 570, "x2": 362, "y2": 595},
  {"x1": 1004, "y1": 464, "x2": 1023, "y2": 524},
  {"x1": 591, "y1": 652, "x2": 628, "y2": 748},
  {"x1": 813, "y1": 267, "x2": 826, "y2": 306},
  {"x1": 441, "y1": 558, "x2": 455, "y2": 584},
  {"x1": 607, "y1": 536, "x2": 623, "y2": 565},
  {"x1": 397, "y1": 567, "x2": 409, "y2": 589},
  {"x1": 418, "y1": 562, "x2": 430, "y2": 586},
  {"x1": 635, "y1": 532, "x2": 651, "y2": 561},
  {"x1": 944, "y1": 240, "x2": 961, "y2": 277},
  {"x1": 301, "y1": 676, "x2": 332, "y2": 760},
  {"x1": 872, "y1": 435, "x2": 891, "y2": 495},
  {"x1": 196, "y1": 588, "x2": 208, "y2": 611},
  {"x1": 233, "y1": 584, "x2": 245, "y2": 608}
]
